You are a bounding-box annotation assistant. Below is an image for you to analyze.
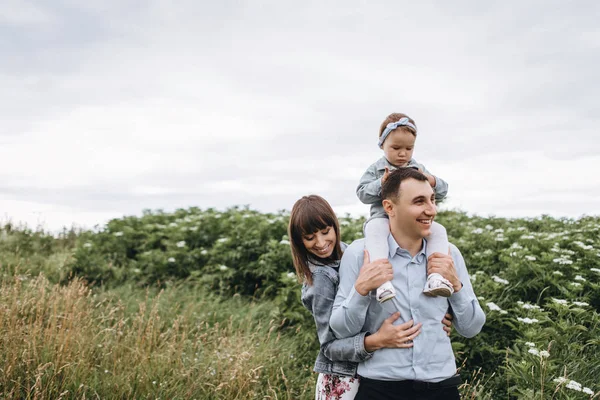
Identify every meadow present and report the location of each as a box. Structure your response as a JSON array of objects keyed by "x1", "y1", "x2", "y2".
[{"x1": 0, "y1": 207, "x2": 598, "y2": 399}]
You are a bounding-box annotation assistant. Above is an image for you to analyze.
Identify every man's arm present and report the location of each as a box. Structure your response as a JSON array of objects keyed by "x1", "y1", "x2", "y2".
[
  {"x1": 447, "y1": 245, "x2": 485, "y2": 338},
  {"x1": 330, "y1": 242, "x2": 372, "y2": 338},
  {"x1": 307, "y1": 273, "x2": 374, "y2": 363}
]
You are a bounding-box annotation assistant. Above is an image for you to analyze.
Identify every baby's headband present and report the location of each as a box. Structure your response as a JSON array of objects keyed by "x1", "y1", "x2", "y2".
[{"x1": 377, "y1": 117, "x2": 417, "y2": 148}]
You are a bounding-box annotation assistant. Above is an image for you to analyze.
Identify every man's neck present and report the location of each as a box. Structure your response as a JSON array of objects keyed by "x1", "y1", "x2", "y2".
[{"x1": 390, "y1": 227, "x2": 423, "y2": 257}]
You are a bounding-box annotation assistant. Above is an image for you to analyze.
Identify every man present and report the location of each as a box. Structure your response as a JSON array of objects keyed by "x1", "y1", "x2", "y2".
[{"x1": 330, "y1": 168, "x2": 485, "y2": 399}]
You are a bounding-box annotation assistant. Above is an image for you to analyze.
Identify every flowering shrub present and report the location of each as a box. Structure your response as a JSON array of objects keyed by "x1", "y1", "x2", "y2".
[{"x1": 57, "y1": 208, "x2": 600, "y2": 398}]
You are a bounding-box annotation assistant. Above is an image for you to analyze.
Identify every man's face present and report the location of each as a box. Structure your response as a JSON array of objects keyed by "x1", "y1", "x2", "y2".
[{"x1": 386, "y1": 178, "x2": 437, "y2": 239}]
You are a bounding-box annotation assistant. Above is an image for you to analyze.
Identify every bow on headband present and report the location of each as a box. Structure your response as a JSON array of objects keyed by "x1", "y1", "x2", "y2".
[{"x1": 377, "y1": 117, "x2": 417, "y2": 148}]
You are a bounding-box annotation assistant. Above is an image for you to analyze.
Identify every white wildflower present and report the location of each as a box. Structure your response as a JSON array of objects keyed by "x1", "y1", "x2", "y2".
[
  {"x1": 492, "y1": 275, "x2": 509, "y2": 285},
  {"x1": 552, "y1": 298, "x2": 568, "y2": 305},
  {"x1": 525, "y1": 255, "x2": 536, "y2": 261},
  {"x1": 217, "y1": 238, "x2": 229, "y2": 243},
  {"x1": 494, "y1": 228, "x2": 504, "y2": 233},
  {"x1": 483, "y1": 249, "x2": 493, "y2": 255},
  {"x1": 553, "y1": 377, "x2": 568, "y2": 384},
  {"x1": 553, "y1": 270, "x2": 564, "y2": 276},
  {"x1": 517, "y1": 317, "x2": 539, "y2": 324},
  {"x1": 509, "y1": 252, "x2": 517, "y2": 257},
  {"x1": 279, "y1": 239, "x2": 290, "y2": 245},
  {"x1": 472, "y1": 228, "x2": 484, "y2": 234},
  {"x1": 574, "y1": 275, "x2": 586, "y2": 281},
  {"x1": 540, "y1": 350, "x2": 550, "y2": 358},
  {"x1": 495, "y1": 236, "x2": 505, "y2": 241},
  {"x1": 553, "y1": 257, "x2": 573, "y2": 265},
  {"x1": 525, "y1": 342, "x2": 536, "y2": 347},
  {"x1": 176, "y1": 241, "x2": 186, "y2": 248},
  {"x1": 565, "y1": 380, "x2": 582, "y2": 391},
  {"x1": 572, "y1": 301, "x2": 589, "y2": 307},
  {"x1": 485, "y1": 225, "x2": 494, "y2": 230},
  {"x1": 486, "y1": 302, "x2": 502, "y2": 311},
  {"x1": 511, "y1": 243, "x2": 523, "y2": 249},
  {"x1": 83, "y1": 242, "x2": 92, "y2": 248},
  {"x1": 528, "y1": 348, "x2": 540, "y2": 355},
  {"x1": 113, "y1": 231, "x2": 124, "y2": 237},
  {"x1": 169, "y1": 222, "x2": 178, "y2": 227},
  {"x1": 570, "y1": 282, "x2": 582, "y2": 287},
  {"x1": 219, "y1": 265, "x2": 228, "y2": 271},
  {"x1": 201, "y1": 249, "x2": 208, "y2": 255},
  {"x1": 521, "y1": 235, "x2": 535, "y2": 239},
  {"x1": 521, "y1": 303, "x2": 541, "y2": 310},
  {"x1": 286, "y1": 272, "x2": 295, "y2": 279},
  {"x1": 517, "y1": 226, "x2": 527, "y2": 231},
  {"x1": 104, "y1": 369, "x2": 109, "y2": 373},
  {"x1": 590, "y1": 268, "x2": 600, "y2": 273},
  {"x1": 583, "y1": 387, "x2": 594, "y2": 395},
  {"x1": 168, "y1": 257, "x2": 176, "y2": 263}
]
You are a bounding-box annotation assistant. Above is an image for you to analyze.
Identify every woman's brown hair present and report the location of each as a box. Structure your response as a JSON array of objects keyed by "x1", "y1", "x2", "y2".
[
  {"x1": 379, "y1": 113, "x2": 417, "y2": 137},
  {"x1": 288, "y1": 195, "x2": 342, "y2": 285}
]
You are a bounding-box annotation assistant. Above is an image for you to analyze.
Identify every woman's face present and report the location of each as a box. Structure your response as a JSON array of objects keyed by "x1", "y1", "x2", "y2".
[{"x1": 302, "y1": 226, "x2": 336, "y2": 259}]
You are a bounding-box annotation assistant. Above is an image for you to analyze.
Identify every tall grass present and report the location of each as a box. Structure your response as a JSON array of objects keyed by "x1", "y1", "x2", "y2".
[{"x1": 0, "y1": 275, "x2": 315, "y2": 399}]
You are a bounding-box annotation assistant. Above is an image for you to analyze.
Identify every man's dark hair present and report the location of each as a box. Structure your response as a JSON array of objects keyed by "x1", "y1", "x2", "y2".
[{"x1": 381, "y1": 167, "x2": 429, "y2": 201}]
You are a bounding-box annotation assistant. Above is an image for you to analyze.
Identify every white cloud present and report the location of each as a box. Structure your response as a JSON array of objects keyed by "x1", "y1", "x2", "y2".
[{"x1": 1, "y1": 0, "x2": 599, "y2": 230}]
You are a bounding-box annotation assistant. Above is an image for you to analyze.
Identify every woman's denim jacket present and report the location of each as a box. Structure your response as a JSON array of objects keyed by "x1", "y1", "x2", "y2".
[{"x1": 301, "y1": 244, "x2": 374, "y2": 376}]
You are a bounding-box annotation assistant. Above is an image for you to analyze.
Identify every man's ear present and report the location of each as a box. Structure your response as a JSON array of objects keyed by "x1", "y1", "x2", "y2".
[{"x1": 382, "y1": 198, "x2": 395, "y2": 218}]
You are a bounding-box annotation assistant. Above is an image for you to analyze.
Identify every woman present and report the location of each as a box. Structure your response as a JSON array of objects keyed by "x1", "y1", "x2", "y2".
[{"x1": 289, "y1": 195, "x2": 452, "y2": 400}]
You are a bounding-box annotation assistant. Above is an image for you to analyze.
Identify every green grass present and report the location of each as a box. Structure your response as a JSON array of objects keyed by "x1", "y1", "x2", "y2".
[{"x1": 1, "y1": 209, "x2": 599, "y2": 399}]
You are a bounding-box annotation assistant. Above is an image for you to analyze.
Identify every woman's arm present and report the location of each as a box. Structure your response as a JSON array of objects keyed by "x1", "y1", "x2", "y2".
[{"x1": 307, "y1": 273, "x2": 374, "y2": 363}]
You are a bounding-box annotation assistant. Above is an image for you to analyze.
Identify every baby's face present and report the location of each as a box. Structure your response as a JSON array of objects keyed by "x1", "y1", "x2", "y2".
[{"x1": 382, "y1": 128, "x2": 416, "y2": 167}]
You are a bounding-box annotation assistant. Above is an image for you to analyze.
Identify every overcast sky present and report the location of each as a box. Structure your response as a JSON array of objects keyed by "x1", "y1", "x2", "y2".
[{"x1": 1, "y1": 0, "x2": 599, "y2": 231}]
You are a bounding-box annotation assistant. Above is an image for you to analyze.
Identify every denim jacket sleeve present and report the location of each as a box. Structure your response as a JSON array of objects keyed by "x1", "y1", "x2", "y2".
[
  {"x1": 413, "y1": 160, "x2": 448, "y2": 202},
  {"x1": 356, "y1": 163, "x2": 383, "y2": 205},
  {"x1": 305, "y1": 271, "x2": 373, "y2": 362}
]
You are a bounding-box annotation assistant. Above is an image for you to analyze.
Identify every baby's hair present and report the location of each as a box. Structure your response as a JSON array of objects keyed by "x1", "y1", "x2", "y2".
[
  {"x1": 288, "y1": 195, "x2": 342, "y2": 286},
  {"x1": 379, "y1": 113, "x2": 417, "y2": 137}
]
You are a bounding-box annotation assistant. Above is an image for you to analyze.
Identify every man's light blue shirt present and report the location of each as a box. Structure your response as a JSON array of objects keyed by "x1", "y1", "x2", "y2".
[{"x1": 330, "y1": 235, "x2": 485, "y2": 382}]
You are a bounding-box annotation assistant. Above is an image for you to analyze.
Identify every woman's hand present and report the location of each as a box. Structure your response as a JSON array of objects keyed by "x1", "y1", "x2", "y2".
[
  {"x1": 365, "y1": 312, "x2": 422, "y2": 351},
  {"x1": 442, "y1": 313, "x2": 453, "y2": 337},
  {"x1": 355, "y1": 250, "x2": 393, "y2": 296}
]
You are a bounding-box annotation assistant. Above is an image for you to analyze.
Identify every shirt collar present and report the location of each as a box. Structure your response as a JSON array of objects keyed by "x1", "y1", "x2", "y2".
[{"x1": 387, "y1": 233, "x2": 428, "y2": 261}]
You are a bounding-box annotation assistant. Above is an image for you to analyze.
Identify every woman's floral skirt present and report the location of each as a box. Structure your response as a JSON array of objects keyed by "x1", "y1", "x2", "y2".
[{"x1": 315, "y1": 373, "x2": 360, "y2": 400}]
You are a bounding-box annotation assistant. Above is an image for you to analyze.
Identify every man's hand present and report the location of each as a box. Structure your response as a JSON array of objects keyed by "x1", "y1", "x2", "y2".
[
  {"x1": 366, "y1": 312, "x2": 422, "y2": 351},
  {"x1": 427, "y1": 252, "x2": 462, "y2": 292},
  {"x1": 355, "y1": 250, "x2": 393, "y2": 296}
]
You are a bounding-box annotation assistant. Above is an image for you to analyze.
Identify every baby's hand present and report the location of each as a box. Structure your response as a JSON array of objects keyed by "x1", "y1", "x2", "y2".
[{"x1": 382, "y1": 167, "x2": 390, "y2": 183}]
